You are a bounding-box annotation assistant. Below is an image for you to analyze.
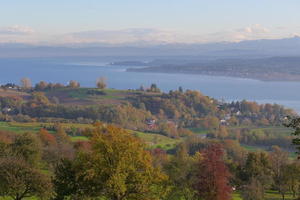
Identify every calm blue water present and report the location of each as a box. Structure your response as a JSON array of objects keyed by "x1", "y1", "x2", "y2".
[{"x1": 1, "y1": 57, "x2": 300, "y2": 112}]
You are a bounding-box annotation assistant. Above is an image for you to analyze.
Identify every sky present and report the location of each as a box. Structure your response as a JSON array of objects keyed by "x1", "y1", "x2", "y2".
[{"x1": 1, "y1": 0, "x2": 300, "y2": 44}]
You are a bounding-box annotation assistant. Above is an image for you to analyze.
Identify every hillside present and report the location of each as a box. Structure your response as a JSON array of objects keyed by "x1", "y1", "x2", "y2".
[
  {"x1": 0, "y1": 84, "x2": 299, "y2": 200},
  {"x1": 127, "y1": 56, "x2": 300, "y2": 81},
  {"x1": 0, "y1": 84, "x2": 295, "y2": 152}
]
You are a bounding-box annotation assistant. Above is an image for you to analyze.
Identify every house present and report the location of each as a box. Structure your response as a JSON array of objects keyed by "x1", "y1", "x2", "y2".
[
  {"x1": 2, "y1": 107, "x2": 12, "y2": 114},
  {"x1": 236, "y1": 111, "x2": 241, "y2": 116},
  {"x1": 1, "y1": 83, "x2": 18, "y2": 90},
  {"x1": 146, "y1": 119, "x2": 156, "y2": 129},
  {"x1": 197, "y1": 134, "x2": 207, "y2": 139},
  {"x1": 225, "y1": 114, "x2": 231, "y2": 120},
  {"x1": 220, "y1": 119, "x2": 226, "y2": 125},
  {"x1": 166, "y1": 120, "x2": 178, "y2": 129},
  {"x1": 220, "y1": 119, "x2": 229, "y2": 126}
]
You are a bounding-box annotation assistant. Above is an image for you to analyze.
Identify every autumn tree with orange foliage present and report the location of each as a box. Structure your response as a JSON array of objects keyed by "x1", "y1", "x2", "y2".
[{"x1": 38, "y1": 128, "x2": 57, "y2": 146}]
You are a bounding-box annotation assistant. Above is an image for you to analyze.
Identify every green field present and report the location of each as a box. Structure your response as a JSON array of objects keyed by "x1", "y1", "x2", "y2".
[
  {"x1": 44, "y1": 88, "x2": 144, "y2": 106},
  {"x1": 232, "y1": 191, "x2": 295, "y2": 200},
  {"x1": 189, "y1": 127, "x2": 209, "y2": 135},
  {"x1": 232, "y1": 193, "x2": 242, "y2": 200},
  {"x1": 241, "y1": 144, "x2": 267, "y2": 152},
  {"x1": 68, "y1": 88, "x2": 128, "y2": 100},
  {"x1": 0, "y1": 198, "x2": 36, "y2": 200},
  {"x1": 0, "y1": 122, "x2": 42, "y2": 133},
  {"x1": 134, "y1": 131, "x2": 183, "y2": 150},
  {"x1": 264, "y1": 190, "x2": 294, "y2": 200},
  {"x1": 0, "y1": 122, "x2": 181, "y2": 150},
  {"x1": 0, "y1": 121, "x2": 91, "y2": 134}
]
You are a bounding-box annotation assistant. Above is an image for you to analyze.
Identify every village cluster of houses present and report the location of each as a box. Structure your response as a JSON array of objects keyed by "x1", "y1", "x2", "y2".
[
  {"x1": 0, "y1": 83, "x2": 19, "y2": 90},
  {"x1": 220, "y1": 110, "x2": 242, "y2": 126}
]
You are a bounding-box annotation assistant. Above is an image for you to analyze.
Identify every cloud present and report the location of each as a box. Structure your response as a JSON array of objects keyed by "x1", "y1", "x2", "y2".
[
  {"x1": 53, "y1": 25, "x2": 277, "y2": 45},
  {"x1": 0, "y1": 25, "x2": 35, "y2": 35},
  {"x1": 52, "y1": 28, "x2": 204, "y2": 45},
  {"x1": 0, "y1": 24, "x2": 298, "y2": 45},
  {"x1": 201, "y1": 24, "x2": 275, "y2": 43},
  {"x1": 238, "y1": 24, "x2": 269, "y2": 34}
]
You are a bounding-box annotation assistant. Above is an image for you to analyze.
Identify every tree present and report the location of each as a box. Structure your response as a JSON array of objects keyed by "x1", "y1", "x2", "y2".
[
  {"x1": 285, "y1": 162, "x2": 300, "y2": 198},
  {"x1": 38, "y1": 128, "x2": 57, "y2": 146},
  {"x1": 53, "y1": 158, "x2": 82, "y2": 200},
  {"x1": 68, "y1": 80, "x2": 80, "y2": 88},
  {"x1": 0, "y1": 158, "x2": 53, "y2": 200},
  {"x1": 53, "y1": 124, "x2": 168, "y2": 200},
  {"x1": 240, "y1": 152, "x2": 272, "y2": 198},
  {"x1": 277, "y1": 166, "x2": 292, "y2": 200},
  {"x1": 195, "y1": 144, "x2": 232, "y2": 200},
  {"x1": 55, "y1": 124, "x2": 70, "y2": 144},
  {"x1": 149, "y1": 83, "x2": 161, "y2": 93},
  {"x1": 150, "y1": 148, "x2": 168, "y2": 168},
  {"x1": 241, "y1": 177, "x2": 264, "y2": 200},
  {"x1": 0, "y1": 131, "x2": 14, "y2": 157},
  {"x1": 20, "y1": 78, "x2": 32, "y2": 89},
  {"x1": 88, "y1": 125, "x2": 168, "y2": 200},
  {"x1": 217, "y1": 125, "x2": 229, "y2": 139},
  {"x1": 35, "y1": 81, "x2": 48, "y2": 91},
  {"x1": 139, "y1": 85, "x2": 145, "y2": 91},
  {"x1": 30, "y1": 92, "x2": 51, "y2": 106},
  {"x1": 285, "y1": 117, "x2": 300, "y2": 154},
  {"x1": 96, "y1": 77, "x2": 107, "y2": 89},
  {"x1": 164, "y1": 144, "x2": 198, "y2": 200},
  {"x1": 178, "y1": 86, "x2": 183, "y2": 93},
  {"x1": 269, "y1": 146, "x2": 289, "y2": 199},
  {"x1": 10, "y1": 133, "x2": 41, "y2": 167}
]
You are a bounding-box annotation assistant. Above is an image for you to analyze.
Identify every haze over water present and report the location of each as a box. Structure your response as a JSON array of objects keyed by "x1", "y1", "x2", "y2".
[{"x1": 1, "y1": 57, "x2": 300, "y2": 112}]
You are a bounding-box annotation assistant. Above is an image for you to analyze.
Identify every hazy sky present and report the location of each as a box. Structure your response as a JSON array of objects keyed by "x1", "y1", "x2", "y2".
[{"x1": 1, "y1": 0, "x2": 300, "y2": 44}]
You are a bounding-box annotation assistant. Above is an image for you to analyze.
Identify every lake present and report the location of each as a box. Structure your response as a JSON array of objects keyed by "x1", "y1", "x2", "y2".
[{"x1": 1, "y1": 57, "x2": 300, "y2": 112}]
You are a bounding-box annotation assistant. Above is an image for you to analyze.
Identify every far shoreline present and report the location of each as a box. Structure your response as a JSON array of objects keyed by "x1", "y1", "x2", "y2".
[{"x1": 126, "y1": 67, "x2": 300, "y2": 83}]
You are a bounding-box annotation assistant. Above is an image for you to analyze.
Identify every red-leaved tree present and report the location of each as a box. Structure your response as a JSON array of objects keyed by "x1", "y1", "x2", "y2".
[{"x1": 195, "y1": 144, "x2": 232, "y2": 200}]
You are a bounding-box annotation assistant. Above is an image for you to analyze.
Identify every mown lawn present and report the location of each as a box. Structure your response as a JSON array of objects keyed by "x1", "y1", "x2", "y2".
[
  {"x1": 0, "y1": 121, "x2": 41, "y2": 133},
  {"x1": 58, "y1": 88, "x2": 131, "y2": 102},
  {"x1": 241, "y1": 144, "x2": 267, "y2": 152},
  {"x1": 232, "y1": 193, "x2": 242, "y2": 200},
  {"x1": 189, "y1": 127, "x2": 209, "y2": 135},
  {"x1": 134, "y1": 131, "x2": 183, "y2": 150},
  {"x1": 0, "y1": 198, "x2": 37, "y2": 200},
  {"x1": 0, "y1": 121, "x2": 91, "y2": 134},
  {"x1": 264, "y1": 190, "x2": 294, "y2": 200},
  {"x1": 0, "y1": 121, "x2": 91, "y2": 142},
  {"x1": 233, "y1": 191, "x2": 296, "y2": 200}
]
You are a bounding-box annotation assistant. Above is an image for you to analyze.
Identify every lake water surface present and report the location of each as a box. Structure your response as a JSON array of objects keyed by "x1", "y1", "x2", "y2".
[{"x1": 1, "y1": 57, "x2": 300, "y2": 112}]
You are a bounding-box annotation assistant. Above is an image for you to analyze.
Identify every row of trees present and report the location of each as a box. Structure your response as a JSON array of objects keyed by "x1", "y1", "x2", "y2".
[
  {"x1": 15, "y1": 77, "x2": 108, "y2": 91},
  {"x1": 205, "y1": 126, "x2": 293, "y2": 150},
  {"x1": 1, "y1": 118, "x2": 300, "y2": 199},
  {"x1": 0, "y1": 124, "x2": 234, "y2": 200},
  {"x1": 181, "y1": 135, "x2": 300, "y2": 200}
]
